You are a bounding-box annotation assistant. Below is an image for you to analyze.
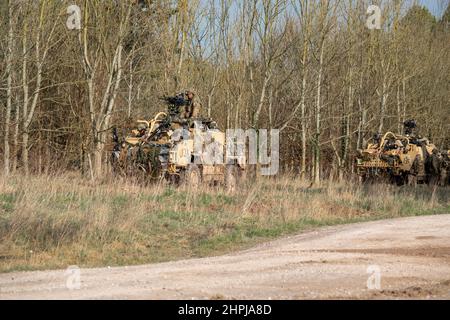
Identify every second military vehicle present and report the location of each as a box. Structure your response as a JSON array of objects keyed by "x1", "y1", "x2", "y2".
[{"x1": 356, "y1": 120, "x2": 443, "y2": 185}]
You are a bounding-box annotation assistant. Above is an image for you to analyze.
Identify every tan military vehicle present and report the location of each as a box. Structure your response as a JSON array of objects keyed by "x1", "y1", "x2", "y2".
[
  {"x1": 356, "y1": 121, "x2": 441, "y2": 185},
  {"x1": 111, "y1": 95, "x2": 245, "y2": 190},
  {"x1": 441, "y1": 150, "x2": 450, "y2": 186}
]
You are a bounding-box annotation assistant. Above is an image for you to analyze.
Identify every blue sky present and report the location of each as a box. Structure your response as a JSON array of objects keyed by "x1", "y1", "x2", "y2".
[
  {"x1": 418, "y1": 0, "x2": 448, "y2": 17},
  {"x1": 200, "y1": 1, "x2": 449, "y2": 20}
]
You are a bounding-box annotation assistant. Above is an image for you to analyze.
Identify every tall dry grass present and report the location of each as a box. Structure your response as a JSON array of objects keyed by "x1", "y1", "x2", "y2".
[{"x1": 0, "y1": 173, "x2": 449, "y2": 272}]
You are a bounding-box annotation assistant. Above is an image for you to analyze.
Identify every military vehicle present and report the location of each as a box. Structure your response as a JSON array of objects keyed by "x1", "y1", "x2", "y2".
[
  {"x1": 356, "y1": 120, "x2": 442, "y2": 185},
  {"x1": 441, "y1": 150, "x2": 450, "y2": 186},
  {"x1": 111, "y1": 93, "x2": 245, "y2": 190}
]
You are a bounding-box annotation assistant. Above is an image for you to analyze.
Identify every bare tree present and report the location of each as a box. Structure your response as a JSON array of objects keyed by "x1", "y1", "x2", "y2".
[
  {"x1": 20, "y1": 0, "x2": 59, "y2": 175},
  {"x1": 3, "y1": 0, "x2": 13, "y2": 176},
  {"x1": 79, "y1": 1, "x2": 132, "y2": 177}
]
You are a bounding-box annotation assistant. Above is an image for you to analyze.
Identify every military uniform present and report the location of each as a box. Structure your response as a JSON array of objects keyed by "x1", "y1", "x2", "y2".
[
  {"x1": 185, "y1": 91, "x2": 202, "y2": 119},
  {"x1": 131, "y1": 123, "x2": 148, "y2": 137}
]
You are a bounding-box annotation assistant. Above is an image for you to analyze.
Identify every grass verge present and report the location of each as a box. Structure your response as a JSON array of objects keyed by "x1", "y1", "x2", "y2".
[{"x1": 0, "y1": 173, "x2": 449, "y2": 272}]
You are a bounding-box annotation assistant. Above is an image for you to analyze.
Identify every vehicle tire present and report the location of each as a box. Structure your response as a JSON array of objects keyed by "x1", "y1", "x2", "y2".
[
  {"x1": 407, "y1": 156, "x2": 421, "y2": 187},
  {"x1": 361, "y1": 174, "x2": 375, "y2": 185},
  {"x1": 428, "y1": 153, "x2": 441, "y2": 184},
  {"x1": 395, "y1": 174, "x2": 406, "y2": 186},
  {"x1": 181, "y1": 164, "x2": 201, "y2": 189},
  {"x1": 110, "y1": 151, "x2": 121, "y2": 176},
  {"x1": 432, "y1": 153, "x2": 441, "y2": 172},
  {"x1": 407, "y1": 174, "x2": 417, "y2": 187},
  {"x1": 441, "y1": 168, "x2": 449, "y2": 186},
  {"x1": 225, "y1": 165, "x2": 238, "y2": 192}
]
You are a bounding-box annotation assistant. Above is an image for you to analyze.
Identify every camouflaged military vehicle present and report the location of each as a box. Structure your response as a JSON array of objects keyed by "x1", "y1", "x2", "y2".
[
  {"x1": 111, "y1": 93, "x2": 245, "y2": 190},
  {"x1": 441, "y1": 150, "x2": 450, "y2": 186},
  {"x1": 356, "y1": 120, "x2": 442, "y2": 185}
]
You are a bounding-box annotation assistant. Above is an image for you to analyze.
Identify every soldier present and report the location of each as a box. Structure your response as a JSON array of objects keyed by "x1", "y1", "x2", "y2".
[
  {"x1": 403, "y1": 119, "x2": 418, "y2": 136},
  {"x1": 138, "y1": 123, "x2": 148, "y2": 137},
  {"x1": 131, "y1": 123, "x2": 148, "y2": 138},
  {"x1": 185, "y1": 90, "x2": 202, "y2": 119},
  {"x1": 372, "y1": 132, "x2": 382, "y2": 146},
  {"x1": 172, "y1": 92, "x2": 188, "y2": 119}
]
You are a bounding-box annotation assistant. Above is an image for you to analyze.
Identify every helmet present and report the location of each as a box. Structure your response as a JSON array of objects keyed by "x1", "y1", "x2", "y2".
[
  {"x1": 137, "y1": 123, "x2": 147, "y2": 131},
  {"x1": 185, "y1": 89, "x2": 195, "y2": 98}
]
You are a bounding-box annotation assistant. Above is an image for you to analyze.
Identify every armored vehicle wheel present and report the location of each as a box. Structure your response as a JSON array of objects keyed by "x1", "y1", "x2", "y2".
[
  {"x1": 430, "y1": 153, "x2": 441, "y2": 174},
  {"x1": 407, "y1": 174, "x2": 417, "y2": 186},
  {"x1": 225, "y1": 165, "x2": 238, "y2": 192},
  {"x1": 427, "y1": 153, "x2": 441, "y2": 185},
  {"x1": 441, "y1": 168, "x2": 449, "y2": 186},
  {"x1": 394, "y1": 174, "x2": 406, "y2": 186},
  {"x1": 361, "y1": 174, "x2": 375, "y2": 185},
  {"x1": 181, "y1": 164, "x2": 201, "y2": 189}
]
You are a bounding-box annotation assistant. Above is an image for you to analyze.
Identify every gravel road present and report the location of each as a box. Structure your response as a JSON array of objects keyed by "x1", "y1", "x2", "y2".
[{"x1": 1, "y1": 214, "x2": 449, "y2": 299}]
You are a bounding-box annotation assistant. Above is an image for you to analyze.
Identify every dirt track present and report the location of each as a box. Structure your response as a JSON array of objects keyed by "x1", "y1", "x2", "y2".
[{"x1": 1, "y1": 214, "x2": 450, "y2": 300}]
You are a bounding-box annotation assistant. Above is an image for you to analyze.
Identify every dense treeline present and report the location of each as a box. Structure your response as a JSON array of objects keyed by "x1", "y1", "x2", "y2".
[{"x1": 1, "y1": 0, "x2": 449, "y2": 181}]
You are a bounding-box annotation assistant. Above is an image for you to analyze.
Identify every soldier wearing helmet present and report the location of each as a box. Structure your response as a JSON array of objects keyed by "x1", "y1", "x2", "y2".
[
  {"x1": 131, "y1": 122, "x2": 148, "y2": 138},
  {"x1": 184, "y1": 90, "x2": 202, "y2": 119}
]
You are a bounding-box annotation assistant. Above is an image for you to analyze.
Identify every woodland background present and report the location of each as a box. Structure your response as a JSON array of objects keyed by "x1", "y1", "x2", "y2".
[{"x1": 1, "y1": 0, "x2": 449, "y2": 181}]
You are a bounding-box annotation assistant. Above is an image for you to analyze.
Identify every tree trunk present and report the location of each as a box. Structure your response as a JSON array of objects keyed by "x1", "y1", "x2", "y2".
[
  {"x1": 340, "y1": 67, "x2": 353, "y2": 181},
  {"x1": 3, "y1": 1, "x2": 13, "y2": 176},
  {"x1": 176, "y1": 0, "x2": 188, "y2": 88},
  {"x1": 127, "y1": 47, "x2": 134, "y2": 118},
  {"x1": 12, "y1": 102, "x2": 20, "y2": 173},
  {"x1": 357, "y1": 71, "x2": 366, "y2": 150},
  {"x1": 378, "y1": 80, "x2": 388, "y2": 133},
  {"x1": 300, "y1": 32, "x2": 309, "y2": 180},
  {"x1": 21, "y1": 20, "x2": 29, "y2": 175},
  {"x1": 314, "y1": 39, "x2": 325, "y2": 185},
  {"x1": 23, "y1": 57, "x2": 42, "y2": 176},
  {"x1": 93, "y1": 140, "x2": 104, "y2": 178},
  {"x1": 253, "y1": 73, "x2": 270, "y2": 128},
  {"x1": 22, "y1": 1, "x2": 48, "y2": 176},
  {"x1": 378, "y1": 59, "x2": 390, "y2": 133},
  {"x1": 396, "y1": 82, "x2": 402, "y2": 133},
  {"x1": 22, "y1": 131, "x2": 29, "y2": 175}
]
